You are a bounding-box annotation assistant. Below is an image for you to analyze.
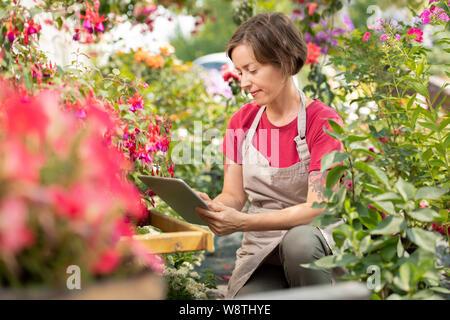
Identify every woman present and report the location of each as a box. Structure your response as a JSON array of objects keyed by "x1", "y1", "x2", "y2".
[{"x1": 195, "y1": 12, "x2": 344, "y2": 299}]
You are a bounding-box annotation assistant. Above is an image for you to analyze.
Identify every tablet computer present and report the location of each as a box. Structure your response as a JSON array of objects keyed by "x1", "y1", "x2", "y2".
[{"x1": 138, "y1": 175, "x2": 211, "y2": 225}]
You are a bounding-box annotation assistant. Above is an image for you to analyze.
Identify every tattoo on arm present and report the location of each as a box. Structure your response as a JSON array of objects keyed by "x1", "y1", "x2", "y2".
[{"x1": 309, "y1": 170, "x2": 327, "y2": 201}]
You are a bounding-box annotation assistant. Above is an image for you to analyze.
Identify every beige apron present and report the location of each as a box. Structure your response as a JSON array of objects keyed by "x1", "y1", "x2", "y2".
[{"x1": 226, "y1": 90, "x2": 341, "y2": 299}]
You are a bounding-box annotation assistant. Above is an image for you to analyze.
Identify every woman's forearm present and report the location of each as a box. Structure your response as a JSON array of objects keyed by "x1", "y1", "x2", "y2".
[
  {"x1": 213, "y1": 192, "x2": 246, "y2": 212},
  {"x1": 242, "y1": 203, "x2": 325, "y2": 232}
]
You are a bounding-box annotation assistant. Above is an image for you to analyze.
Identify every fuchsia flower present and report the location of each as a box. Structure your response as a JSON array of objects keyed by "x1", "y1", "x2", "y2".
[
  {"x1": 0, "y1": 197, "x2": 34, "y2": 254},
  {"x1": 362, "y1": 32, "x2": 371, "y2": 41},
  {"x1": 408, "y1": 27, "x2": 423, "y2": 43},
  {"x1": 380, "y1": 34, "x2": 388, "y2": 41},
  {"x1": 127, "y1": 92, "x2": 144, "y2": 112},
  {"x1": 90, "y1": 248, "x2": 121, "y2": 274}
]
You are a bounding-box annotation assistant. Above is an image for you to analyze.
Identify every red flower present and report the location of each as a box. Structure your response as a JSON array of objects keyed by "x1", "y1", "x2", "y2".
[
  {"x1": 362, "y1": 32, "x2": 371, "y2": 42},
  {"x1": 305, "y1": 42, "x2": 321, "y2": 65},
  {"x1": 90, "y1": 247, "x2": 121, "y2": 274},
  {"x1": 0, "y1": 197, "x2": 34, "y2": 254},
  {"x1": 305, "y1": 3, "x2": 318, "y2": 16},
  {"x1": 407, "y1": 27, "x2": 423, "y2": 43},
  {"x1": 127, "y1": 92, "x2": 144, "y2": 112},
  {"x1": 221, "y1": 64, "x2": 240, "y2": 82},
  {"x1": 378, "y1": 136, "x2": 390, "y2": 144}
]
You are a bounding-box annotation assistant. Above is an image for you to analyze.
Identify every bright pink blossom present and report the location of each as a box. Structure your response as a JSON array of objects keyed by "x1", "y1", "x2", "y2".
[
  {"x1": 305, "y1": 42, "x2": 321, "y2": 65},
  {"x1": 380, "y1": 34, "x2": 388, "y2": 41},
  {"x1": 306, "y1": 3, "x2": 318, "y2": 16},
  {"x1": 90, "y1": 248, "x2": 121, "y2": 274},
  {"x1": 0, "y1": 198, "x2": 34, "y2": 254},
  {"x1": 127, "y1": 92, "x2": 144, "y2": 112},
  {"x1": 408, "y1": 28, "x2": 423, "y2": 43},
  {"x1": 362, "y1": 32, "x2": 371, "y2": 41},
  {"x1": 439, "y1": 13, "x2": 449, "y2": 22},
  {"x1": 221, "y1": 64, "x2": 240, "y2": 82}
]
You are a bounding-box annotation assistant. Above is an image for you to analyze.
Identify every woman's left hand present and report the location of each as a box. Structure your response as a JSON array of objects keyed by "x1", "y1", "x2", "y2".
[{"x1": 195, "y1": 202, "x2": 246, "y2": 236}]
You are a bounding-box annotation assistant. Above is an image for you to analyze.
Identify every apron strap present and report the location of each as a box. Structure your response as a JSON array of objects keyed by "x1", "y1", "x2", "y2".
[
  {"x1": 244, "y1": 90, "x2": 311, "y2": 164},
  {"x1": 244, "y1": 105, "x2": 266, "y2": 152},
  {"x1": 294, "y1": 90, "x2": 311, "y2": 165}
]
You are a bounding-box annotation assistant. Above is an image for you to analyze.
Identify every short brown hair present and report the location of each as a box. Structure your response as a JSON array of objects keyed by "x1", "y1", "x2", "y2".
[{"x1": 226, "y1": 12, "x2": 308, "y2": 76}]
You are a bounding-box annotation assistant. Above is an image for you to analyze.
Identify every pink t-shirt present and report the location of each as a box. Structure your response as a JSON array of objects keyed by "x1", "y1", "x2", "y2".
[{"x1": 222, "y1": 100, "x2": 343, "y2": 173}]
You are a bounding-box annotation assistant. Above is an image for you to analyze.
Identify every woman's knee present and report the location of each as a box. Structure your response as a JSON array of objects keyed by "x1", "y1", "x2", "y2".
[{"x1": 280, "y1": 225, "x2": 329, "y2": 265}]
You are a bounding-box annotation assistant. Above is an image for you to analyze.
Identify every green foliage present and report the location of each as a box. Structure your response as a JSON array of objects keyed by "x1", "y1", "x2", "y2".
[{"x1": 170, "y1": 0, "x2": 237, "y2": 62}]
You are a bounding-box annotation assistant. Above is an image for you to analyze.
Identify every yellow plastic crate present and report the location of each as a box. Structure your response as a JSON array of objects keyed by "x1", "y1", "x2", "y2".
[{"x1": 131, "y1": 210, "x2": 215, "y2": 254}]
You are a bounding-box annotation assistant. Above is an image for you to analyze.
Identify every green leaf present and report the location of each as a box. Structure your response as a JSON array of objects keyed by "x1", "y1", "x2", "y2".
[
  {"x1": 438, "y1": 117, "x2": 450, "y2": 132},
  {"x1": 352, "y1": 148, "x2": 378, "y2": 159},
  {"x1": 410, "y1": 81, "x2": 430, "y2": 100},
  {"x1": 394, "y1": 178, "x2": 416, "y2": 201},
  {"x1": 395, "y1": 262, "x2": 416, "y2": 292},
  {"x1": 354, "y1": 162, "x2": 389, "y2": 187},
  {"x1": 323, "y1": 127, "x2": 342, "y2": 141},
  {"x1": 430, "y1": 287, "x2": 450, "y2": 294},
  {"x1": 372, "y1": 192, "x2": 403, "y2": 202},
  {"x1": 418, "y1": 121, "x2": 438, "y2": 131},
  {"x1": 321, "y1": 151, "x2": 348, "y2": 172},
  {"x1": 406, "y1": 228, "x2": 441, "y2": 253},
  {"x1": 422, "y1": 149, "x2": 433, "y2": 161},
  {"x1": 370, "y1": 215, "x2": 407, "y2": 235},
  {"x1": 371, "y1": 200, "x2": 396, "y2": 215},
  {"x1": 407, "y1": 208, "x2": 440, "y2": 222},
  {"x1": 301, "y1": 255, "x2": 336, "y2": 269},
  {"x1": 346, "y1": 135, "x2": 368, "y2": 144},
  {"x1": 327, "y1": 119, "x2": 345, "y2": 135},
  {"x1": 381, "y1": 243, "x2": 397, "y2": 261},
  {"x1": 414, "y1": 187, "x2": 449, "y2": 201},
  {"x1": 326, "y1": 165, "x2": 347, "y2": 189},
  {"x1": 397, "y1": 237, "x2": 404, "y2": 258},
  {"x1": 112, "y1": 68, "x2": 121, "y2": 75}
]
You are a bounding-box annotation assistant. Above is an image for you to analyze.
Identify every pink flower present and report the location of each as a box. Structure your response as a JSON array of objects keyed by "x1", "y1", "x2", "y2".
[
  {"x1": 129, "y1": 240, "x2": 164, "y2": 274},
  {"x1": 127, "y1": 92, "x2": 144, "y2": 112},
  {"x1": 439, "y1": 13, "x2": 449, "y2": 22},
  {"x1": 306, "y1": 3, "x2": 318, "y2": 16},
  {"x1": 305, "y1": 42, "x2": 321, "y2": 65},
  {"x1": 362, "y1": 32, "x2": 371, "y2": 41},
  {"x1": 395, "y1": 34, "x2": 401, "y2": 40},
  {"x1": 343, "y1": 180, "x2": 353, "y2": 192},
  {"x1": 378, "y1": 136, "x2": 390, "y2": 144},
  {"x1": 0, "y1": 197, "x2": 34, "y2": 254},
  {"x1": 420, "y1": 10, "x2": 432, "y2": 24},
  {"x1": 408, "y1": 27, "x2": 423, "y2": 43},
  {"x1": 380, "y1": 34, "x2": 388, "y2": 41},
  {"x1": 90, "y1": 247, "x2": 121, "y2": 274},
  {"x1": 221, "y1": 64, "x2": 240, "y2": 82},
  {"x1": 431, "y1": 222, "x2": 449, "y2": 236},
  {"x1": 420, "y1": 200, "x2": 429, "y2": 208}
]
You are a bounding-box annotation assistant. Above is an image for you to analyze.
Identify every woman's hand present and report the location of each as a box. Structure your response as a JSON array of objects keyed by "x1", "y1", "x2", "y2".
[
  {"x1": 195, "y1": 191, "x2": 211, "y2": 202},
  {"x1": 195, "y1": 202, "x2": 247, "y2": 236}
]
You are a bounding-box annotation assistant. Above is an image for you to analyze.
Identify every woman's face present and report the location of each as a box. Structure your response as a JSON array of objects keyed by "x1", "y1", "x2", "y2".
[{"x1": 231, "y1": 44, "x2": 288, "y2": 106}]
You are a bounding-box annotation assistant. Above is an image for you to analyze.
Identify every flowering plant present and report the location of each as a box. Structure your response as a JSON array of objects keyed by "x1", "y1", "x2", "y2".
[
  {"x1": 0, "y1": 79, "x2": 164, "y2": 289},
  {"x1": 306, "y1": 1, "x2": 450, "y2": 299}
]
